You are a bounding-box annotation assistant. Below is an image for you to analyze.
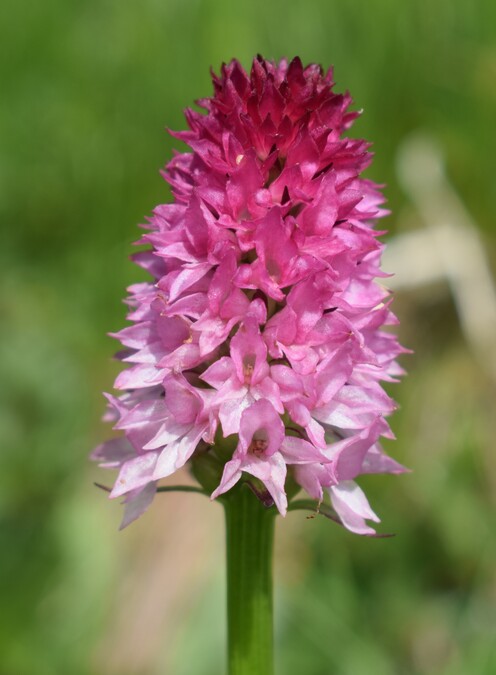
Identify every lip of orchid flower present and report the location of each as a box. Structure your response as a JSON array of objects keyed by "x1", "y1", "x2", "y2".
[
  {"x1": 92, "y1": 56, "x2": 407, "y2": 533},
  {"x1": 211, "y1": 399, "x2": 331, "y2": 515},
  {"x1": 199, "y1": 316, "x2": 284, "y2": 436}
]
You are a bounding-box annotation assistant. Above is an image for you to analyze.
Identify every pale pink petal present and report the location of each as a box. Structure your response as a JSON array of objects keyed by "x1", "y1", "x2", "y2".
[
  {"x1": 153, "y1": 424, "x2": 207, "y2": 480},
  {"x1": 329, "y1": 481, "x2": 380, "y2": 535},
  {"x1": 237, "y1": 399, "x2": 285, "y2": 457},
  {"x1": 168, "y1": 262, "x2": 212, "y2": 303},
  {"x1": 293, "y1": 463, "x2": 330, "y2": 501},
  {"x1": 120, "y1": 482, "x2": 157, "y2": 530},
  {"x1": 90, "y1": 437, "x2": 135, "y2": 468},
  {"x1": 219, "y1": 392, "x2": 252, "y2": 437},
  {"x1": 240, "y1": 452, "x2": 288, "y2": 515},
  {"x1": 114, "y1": 364, "x2": 164, "y2": 390},
  {"x1": 164, "y1": 376, "x2": 203, "y2": 425},
  {"x1": 159, "y1": 343, "x2": 203, "y2": 373},
  {"x1": 230, "y1": 320, "x2": 268, "y2": 385},
  {"x1": 115, "y1": 399, "x2": 169, "y2": 451},
  {"x1": 325, "y1": 418, "x2": 385, "y2": 481},
  {"x1": 280, "y1": 436, "x2": 329, "y2": 464},
  {"x1": 110, "y1": 452, "x2": 159, "y2": 498},
  {"x1": 122, "y1": 341, "x2": 164, "y2": 365},
  {"x1": 115, "y1": 399, "x2": 167, "y2": 430},
  {"x1": 142, "y1": 418, "x2": 192, "y2": 450},
  {"x1": 110, "y1": 322, "x2": 154, "y2": 350},
  {"x1": 361, "y1": 445, "x2": 410, "y2": 475},
  {"x1": 211, "y1": 457, "x2": 244, "y2": 499},
  {"x1": 251, "y1": 377, "x2": 284, "y2": 414},
  {"x1": 270, "y1": 364, "x2": 304, "y2": 399},
  {"x1": 201, "y1": 357, "x2": 236, "y2": 388},
  {"x1": 305, "y1": 417, "x2": 327, "y2": 448},
  {"x1": 164, "y1": 292, "x2": 208, "y2": 319},
  {"x1": 155, "y1": 315, "x2": 192, "y2": 352},
  {"x1": 314, "y1": 347, "x2": 353, "y2": 406}
]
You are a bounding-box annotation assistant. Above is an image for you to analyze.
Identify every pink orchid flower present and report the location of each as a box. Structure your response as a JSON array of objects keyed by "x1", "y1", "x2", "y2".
[{"x1": 93, "y1": 57, "x2": 407, "y2": 533}]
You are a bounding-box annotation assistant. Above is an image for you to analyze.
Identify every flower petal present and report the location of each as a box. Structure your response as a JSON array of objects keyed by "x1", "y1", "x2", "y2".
[
  {"x1": 329, "y1": 481, "x2": 380, "y2": 535},
  {"x1": 120, "y1": 482, "x2": 157, "y2": 530},
  {"x1": 153, "y1": 424, "x2": 207, "y2": 480},
  {"x1": 240, "y1": 453, "x2": 288, "y2": 515},
  {"x1": 110, "y1": 452, "x2": 159, "y2": 498}
]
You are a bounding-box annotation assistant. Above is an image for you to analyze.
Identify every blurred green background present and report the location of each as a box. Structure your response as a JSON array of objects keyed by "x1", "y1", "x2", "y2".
[{"x1": 1, "y1": 0, "x2": 495, "y2": 673}]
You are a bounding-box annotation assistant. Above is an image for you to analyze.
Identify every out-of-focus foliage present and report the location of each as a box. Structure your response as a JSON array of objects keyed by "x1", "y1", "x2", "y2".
[{"x1": 1, "y1": 0, "x2": 495, "y2": 673}]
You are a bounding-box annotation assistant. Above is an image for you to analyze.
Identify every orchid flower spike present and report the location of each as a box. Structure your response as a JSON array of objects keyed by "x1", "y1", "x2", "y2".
[{"x1": 92, "y1": 56, "x2": 408, "y2": 534}]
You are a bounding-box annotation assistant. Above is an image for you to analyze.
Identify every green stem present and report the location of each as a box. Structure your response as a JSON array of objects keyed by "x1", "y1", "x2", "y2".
[{"x1": 224, "y1": 484, "x2": 275, "y2": 675}]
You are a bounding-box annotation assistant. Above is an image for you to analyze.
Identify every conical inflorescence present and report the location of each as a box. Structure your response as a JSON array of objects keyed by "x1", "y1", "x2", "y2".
[{"x1": 92, "y1": 56, "x2": 408, "y2": 533}]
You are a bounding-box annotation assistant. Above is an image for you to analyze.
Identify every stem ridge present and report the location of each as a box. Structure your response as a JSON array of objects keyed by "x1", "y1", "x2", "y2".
[{"x1": 224, "y1": 485, "x2": 275, "y2": 675}]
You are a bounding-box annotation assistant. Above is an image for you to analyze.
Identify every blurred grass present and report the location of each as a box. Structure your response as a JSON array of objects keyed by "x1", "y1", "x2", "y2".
[{"x1": 1, "y1": 0, "x2": 495, "y2": 673}]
